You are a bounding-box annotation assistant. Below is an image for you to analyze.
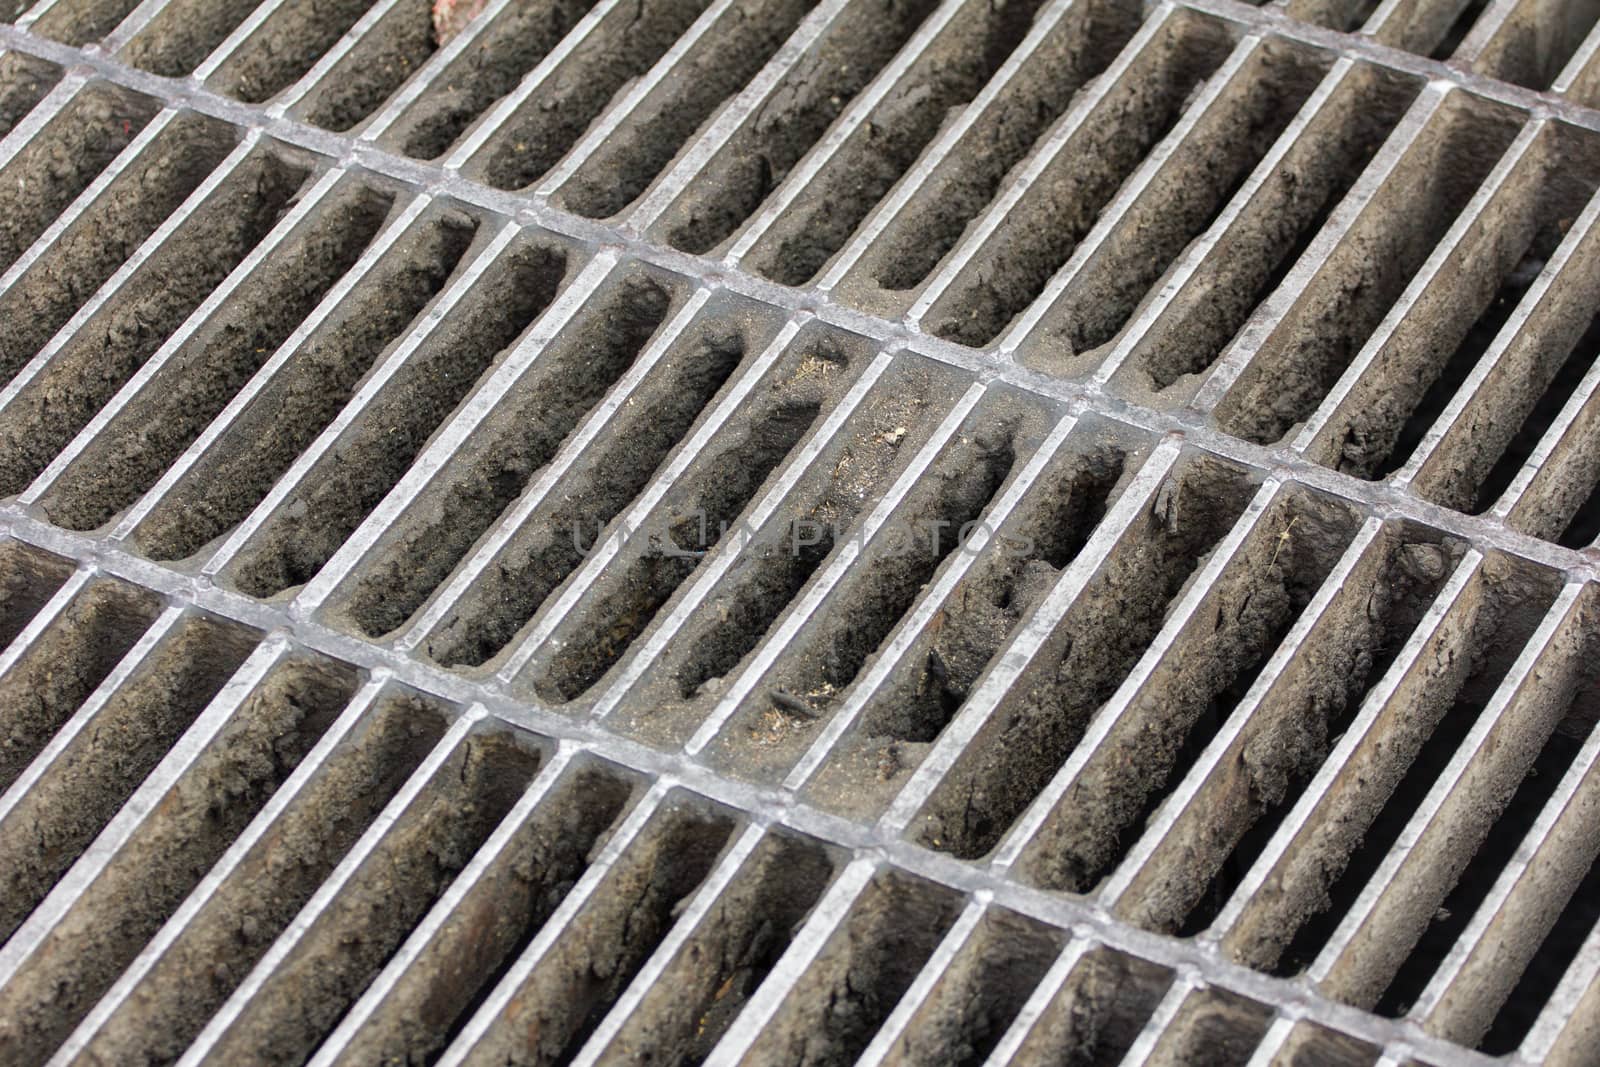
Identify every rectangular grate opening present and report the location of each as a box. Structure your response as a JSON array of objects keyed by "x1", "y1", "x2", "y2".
[
  {"x1": 226, "y1": 235, "x2": 571, "y2": 599},
  {"x1": 1113, "y1": 525, "x2": 1464, "y2": 936},
  {"x1": 529, "y1": 328, "x2": 886, "y2": 708},
  {"x1": 379, "y1": 0, "x2": 602, "y2": 160},
  {"x1": 1213, "y1": 89, "x2": 1525, "y2": 447},
  {"x1": 0, "y1": 82, "x2": 158, "y2": 275},
  {"x1": 468, "y1": 0, "x2": 725, "y2": 192},
  {"x1": 919, "y1": 9, "x2": 1237, "y2": 348},
  {"x1": 449, "y1": 791, "x2": 741, "y2": 1066},
  {"x1": 1018, "y1": 486, "x2": 1364, "y2": 895},
  {"x1": 423, "y1": 299, "x2": 777, "y2": 670},
  {"x1": 0, "y1": 540, "x2": 73, "y2": 649},
  {"x1": 0, "y1": 52, "x2": 59, "y2": 139},
  {"x1": 1262, "y1": 555, "x2": 1563, "y2": 978},
  {"x1": 913, "y1": 451, "x2": 1257, "y2": 861},
  {"x1": 0, "y1": 576, "x2": 161, "y2": 791},
  {"x1": 1028, "y1": 38, "x2": 1333, "y2": 367},
  {"x1": 0, "y1": 650, "x2": 361, "y2": 1064},
  {"x1": 70, "y1": 689, "x2": 452, "y2": 1066},
  {"x1": 37, "y1": 178, "x2": 396, "y2": 532},
  {"x1": 1008, "y1": 947, "x2": 1174, "y2": 1065},
  {"x1": 0, "y1": 111, "x2": 237, "y2": 394},
  {"x1": 1119, "y1": 63, "x2": 1421, "y2": 397},
  {"x1": 555, "y1": 0, "x2": 820, "y2": 220},
  {"x1": 132, "y1": 205, "x2": 479, "y2": 561},
  {"x1": 587, "y1": 828, "x2": 840, "y2": 1065},
  {"x1": 326, "y1": 757, "x2": 640, "y2": 1064},
  {"x1": 209, "y1": 0, "x2": 391, "y2": 105},
  {"x1": 0, "y1": 145, "x2": 311, "y2": 497},
  {"x1": 807, "y1": 428, "x2": 1135, "y2": 819},
  {"x1": 738, "y1": 0, "x2": 1055, "y2": 286},
  {"x1": 733, "y1": 867, "x2": 965, "y2": 1067},
  {"x1": 197, "y1": 723, "x2": 545, "y2": 1066},
  {"x1": 1317, "y1": 122, "x2": 1600, "y2": 482},
  {"x1": 1473, "y1": 0, "x2": 1600, "y2": 91},
  {"x1": 705, "y1": 393, "x2": 1030, "y2": 783},
  {"x1": 0, "y1": 611, "x2": 259, "y2": 943},
  {"x1": 332, "y1": 267, "x2": 678, "y2": 640},
  {"x1": 842, "y1": 0, "x2": 1144, "y2": 305},
  {"x1": 656, "y1": 0, "x2": 949, "y2": 255},
  {"x1": 293, "y1": 0, "x2": 438, "y2": 133},
  {"x1": 593, "y1": 352, "x2": 967, "y2": 740}
]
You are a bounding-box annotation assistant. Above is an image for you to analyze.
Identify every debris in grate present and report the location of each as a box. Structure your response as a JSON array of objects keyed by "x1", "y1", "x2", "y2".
[{"x1": 12, "y1": 0, "x2": 1600, "y2": 1061}]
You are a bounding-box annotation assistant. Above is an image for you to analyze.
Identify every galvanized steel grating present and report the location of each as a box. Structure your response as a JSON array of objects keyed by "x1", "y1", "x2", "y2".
[{"x1": 4, "y1": 0, "x2": 1600, "y2": 1062}]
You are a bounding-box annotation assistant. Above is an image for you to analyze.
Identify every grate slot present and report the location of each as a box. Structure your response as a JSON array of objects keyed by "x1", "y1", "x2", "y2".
[
  {"x1": 466, "y1": 0, "x2": 721, "y2": 192},
  {"x1": 439, "y1": 793, "x2": 739, "y2": 1066},
  {"x1": 1284, "y1": 0, "x2": 1384, "y2": 31},
  {"x1": 131, "y1": 205, "x2": 478, "y2": 561},
  {"x1": 914, "y1": 8, "x2": 1235, "y2": 348},
  {"x1": 734, "y1": 0, "x2": 1053, "y2": 286},
  {"x1": 592, "y1": 354, "x2": 968, "y2": 739},
  {"x1": 1011, "y1": 484, "x2": 1362, "y2": 895},
  {"x1": 525, "y1": 330, "x2": 884, "y2": 708},
  {"x1": 1120, "y1": 985, "x2": 1272, "y2": 1067},
  {"x1": 698, "y1": 392, "x2": 1025, "y2": 782},
  {"x1": 423, "y1": 305, "x2": 765, "y2": 670},
  {"x1": 205, "y1": 0, "x2": 391, "y2": 104},
  {"x1": 0, "y1": 51, "x2": 58, "y2": 138},
  {"x1": 1403, "y1": 680, "x2": 1600, "y2": 1049},
  {"x1": 0, "y1": 110, "x2": 235, "y2": 396},
  {"x1": 1020, "y1": 38, "x2": 1330, "y2": 371},
  {"x1": 804, "y1": 428, "x2": 1133, "y2": 819},
  {"x1": 0, "y1": 81, "x2": 156, "y2": 275},
  {"x1": 0, "y1": 146, "x2": 309, "y2": 497},
  {"x1": 0, "y1": 646, "x2": 359, "y2": 1064},
  {"x1": 0, "y1": 575, "x2": 160, "y2": 791},
  {"x1": 986, "y1": 943, "x2": 1173, "y2": 1067},
  {"x1": 723, "y1": 867, "x2": 964, "y2": 1067},
  {"x1": 186, "y1": 722, "x2": 544, "y2": 1066},
  {"x1": 224, "y1": 235, "x2": 571, "y2": 599},
  {"x1": 312, "y1": 755, "x2": 638, "y2": 1065},
  {"x1": 1296, "y1": 120, "x2": 1600, "y2": 481},
  {"x1": 1306, "y1": 582, "x2": 1592, "y2": 1012},
  {"x1": 428, "y1": 316, "x2": 777, "y2": 671},
  {"x1": 34, "y1": 178, "x2": 394, "y2": 532},
  {"x1": 653, "y1": 0, "x2": 948, "y2": 255},
  {"x1": 120, "y1": 0, "x2": 285, "y2": 77},
  {"x1": 0, "y1": 609, "x2": 258, "y2": 944},
  {"x1": 1402, "y1": 160, "x2": 1600, "y2": 518},
  {"x1": 1363, "y1": 0, "x2": 1491, "y2": 55},
  {"x1": 836, "y1": 0, "x2": 1143, "y2": 312},
  {"x1": 555, "y1": 0, "x2": 818, "y2": 220},
  {"x1": 0, "y1": 539, "x2": 72, "y2": 648},
  {"x1": 1098, "y1": 522, "x2": 1458, "y2": 935},
  {"x1": 1468, "y1": 0, "x2": 1600, "y2": 90},
  {"x1": 1209, "y1": 88, "x2": 1523, "y2": 446},
  {"x1": 1260, "y1": 554, "x2": 1561, "y2": 980},
  {"x1": 373, "y1": 0, "x2": 602, "y2": 161},
  {"x1": 910, "y1": 450, "x2": 1256, "y2": 861},
  {"x1": 292, "y1": 0, "x2": 438, "y2": 132},
  {"x1": 24, "y1": 0, "x2": 141, "y2": 46},
  {"x1": 860, "y1": 907, "x2": 1061, "y2": 1067},
  {"x1": 1110, "y1": 61, "x2": 1419, "y2": 399},
  {"x1": 1244, "y1": 1018, "x2": 1380, "y2": 1067},
  {"x1": 331, "y1": 268, "x2": 676, "y2": 640},
  {"x1": 571, "y1": 827, "x2": 838, "y2": 1066},
  {"x1": 60, "y1": 685, "x2": 450, "y2": 1067},
  {"x1": 1208, "y1": 551, "x2": 1554, "y2": 973}
]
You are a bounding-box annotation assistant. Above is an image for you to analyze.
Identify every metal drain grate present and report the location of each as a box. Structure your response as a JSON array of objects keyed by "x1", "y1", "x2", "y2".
[{"x1": 6, "y1": 0, "x2": 1600, "y2": 1062}]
